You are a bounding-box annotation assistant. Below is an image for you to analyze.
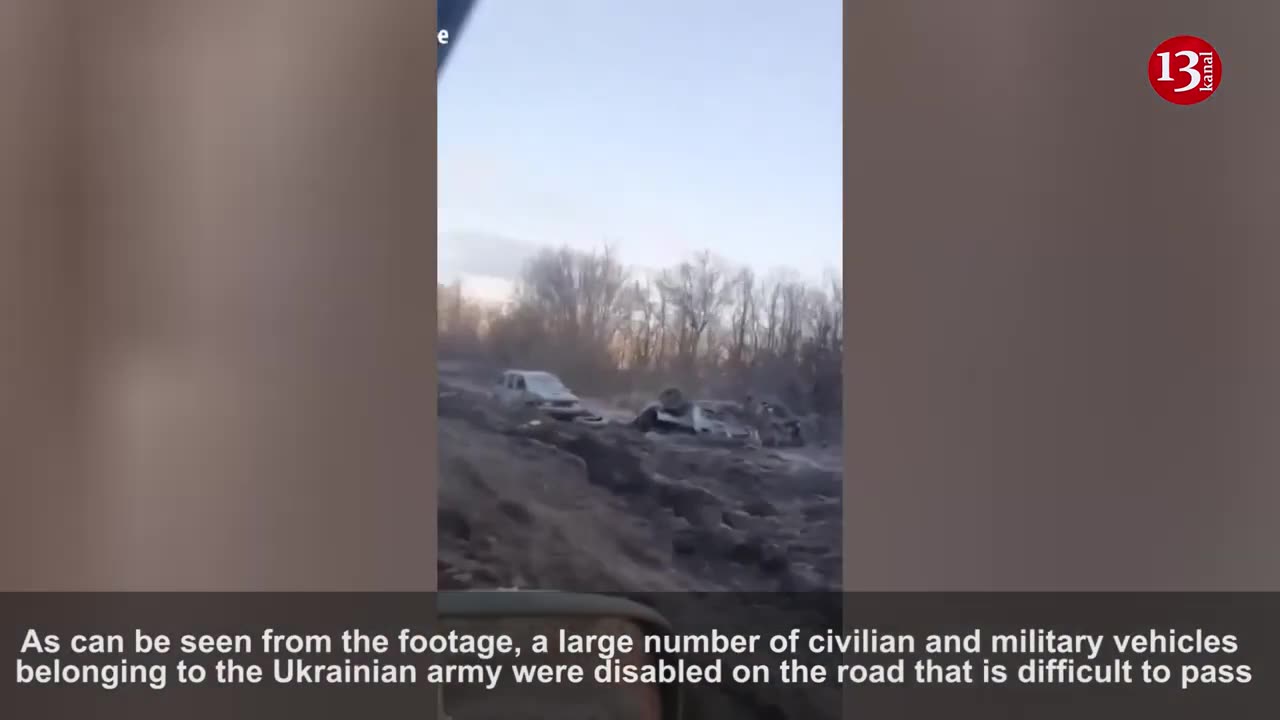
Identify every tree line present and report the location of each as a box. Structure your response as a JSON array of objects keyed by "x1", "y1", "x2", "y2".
[{"x1": 439, "y1": 245, "x2": 842, "y2": 418}]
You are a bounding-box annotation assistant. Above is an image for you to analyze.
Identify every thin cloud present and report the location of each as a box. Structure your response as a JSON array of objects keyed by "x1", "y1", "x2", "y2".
[{"x1": 438, "y1": 230, "x2": 540, "y2": 282}]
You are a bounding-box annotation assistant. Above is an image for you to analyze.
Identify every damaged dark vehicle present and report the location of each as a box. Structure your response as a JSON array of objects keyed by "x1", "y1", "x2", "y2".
[
  {"x1": 632, "y1": 388, "x2": 760, "y2": 445},
  {"x1": 747, "y1": 397, "x2": 805, "y2": 448}
]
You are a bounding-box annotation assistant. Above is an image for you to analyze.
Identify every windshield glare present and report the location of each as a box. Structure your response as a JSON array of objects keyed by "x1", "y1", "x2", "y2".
[{"x1": 525, "y1": 374, "x2": 569, "y2": 394}]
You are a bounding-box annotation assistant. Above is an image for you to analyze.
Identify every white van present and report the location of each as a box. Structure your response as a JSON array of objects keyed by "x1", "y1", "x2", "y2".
[{"x1": 492, "y1": 369, "x2": 606, "y2": 425}]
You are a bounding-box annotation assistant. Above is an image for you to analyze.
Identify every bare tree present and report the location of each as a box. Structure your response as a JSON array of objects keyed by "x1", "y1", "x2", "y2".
[
  {"x1": 760, "y1": 275, "x2": 785, "y2": 357},
  {"x1": 657, "y1": 250, "x2": 730, "y2": 371},
  {"x1": 517, "y1": 248, "x2": 580, "y2": 343},
  {"x1": 448, "y1": 243, "x2": 843, "y2": 419},
  {"x1": 622, "y1": 277, "x2": 661, "y2": 371},
  {"x1": 577, "y1": 244, "x2": 627, "y2": 351},
  {"x1": 727, "y1": 267, "x2": 757, "y2": 370}
]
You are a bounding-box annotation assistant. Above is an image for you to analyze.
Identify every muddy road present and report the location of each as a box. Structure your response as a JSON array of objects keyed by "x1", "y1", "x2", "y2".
[{"x1": 436, "y1": 363, "x2": 842, "y2": 593}]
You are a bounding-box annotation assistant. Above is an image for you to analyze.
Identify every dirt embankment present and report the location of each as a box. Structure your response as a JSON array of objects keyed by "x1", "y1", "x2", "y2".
[
  {"x1": 437, "y1": 382, "x2": 845, "y2": 719},
  {"x1": 436, "y1": 383, "x2": 842, "y2": 594}
]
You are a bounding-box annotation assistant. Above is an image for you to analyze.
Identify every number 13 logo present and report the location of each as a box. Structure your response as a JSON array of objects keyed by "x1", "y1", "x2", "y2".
[{"x1": 1149, "y1": 35, "x2": 1221, "y2": 105}]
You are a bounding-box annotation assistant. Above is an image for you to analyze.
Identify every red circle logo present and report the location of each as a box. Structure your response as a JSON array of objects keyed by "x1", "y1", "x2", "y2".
[{"x1": 1148, "y1": 36, "x2": 1221, "y2": 105}]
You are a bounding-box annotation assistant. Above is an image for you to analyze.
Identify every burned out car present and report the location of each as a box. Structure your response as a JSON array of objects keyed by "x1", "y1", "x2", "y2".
[
  {"x1": 632, "y1": 388, "x2": 759, "y2": 445},
  {"x1": 745, "y1": 396, "x2": 805, "y2": 447},
  {"x1": 493, "y1": 370, "x2": 606, "y2": 426}
]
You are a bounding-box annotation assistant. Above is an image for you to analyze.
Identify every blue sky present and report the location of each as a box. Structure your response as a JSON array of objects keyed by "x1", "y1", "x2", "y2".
[{"x1": 438, "y1": 0, "x2": 842, "y2": 300}]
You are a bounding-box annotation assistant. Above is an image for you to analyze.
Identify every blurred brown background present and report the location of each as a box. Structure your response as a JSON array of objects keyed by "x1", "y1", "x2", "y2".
[
  {"x1": 1, "y1": 0, "x2": 437, "y2": 590},
  {"x1": 845, "y1": 0, "x2": 1279, "y2": 589}
]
